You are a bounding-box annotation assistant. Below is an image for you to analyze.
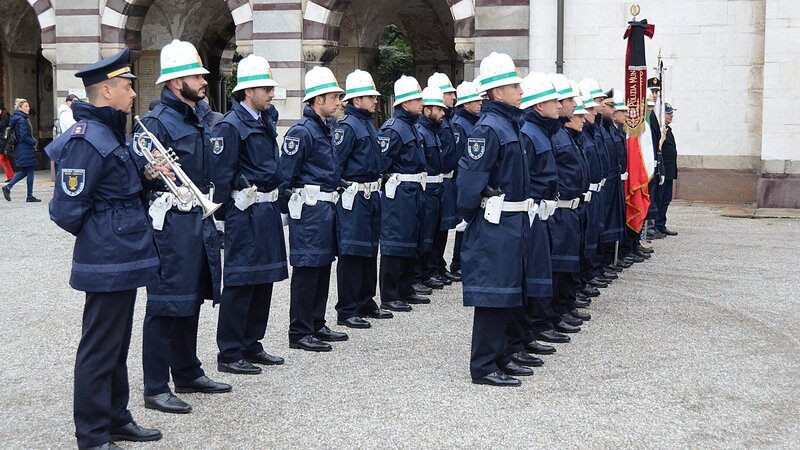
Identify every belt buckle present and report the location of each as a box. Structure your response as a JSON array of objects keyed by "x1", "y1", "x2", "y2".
[{"x1": 363, "y1": 184, "x2": 371, "y2": 200}]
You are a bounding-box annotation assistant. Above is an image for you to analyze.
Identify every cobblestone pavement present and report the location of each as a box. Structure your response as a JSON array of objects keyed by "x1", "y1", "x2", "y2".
[{"x1": 1, "y1": 178, "x2": 798, "y2": 448}]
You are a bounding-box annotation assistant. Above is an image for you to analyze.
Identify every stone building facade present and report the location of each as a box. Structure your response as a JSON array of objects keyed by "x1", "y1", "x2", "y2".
[{"x1": 1, "y1": 0, "x2": 798, "y2": 207}]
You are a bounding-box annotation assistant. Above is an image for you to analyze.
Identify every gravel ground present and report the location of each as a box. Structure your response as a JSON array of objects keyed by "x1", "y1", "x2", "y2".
[{"x1": 1, "y1": 177, "x2": 799, "y2": 448}]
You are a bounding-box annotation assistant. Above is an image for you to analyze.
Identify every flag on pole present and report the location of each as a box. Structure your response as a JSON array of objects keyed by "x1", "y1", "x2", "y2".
[{"x1": 623, "y1": 18, "x2": 655, "y2": 233}]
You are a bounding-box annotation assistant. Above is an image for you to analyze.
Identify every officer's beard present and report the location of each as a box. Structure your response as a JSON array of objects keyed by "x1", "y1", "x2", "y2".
[{"x1": 180, "y1": 81, "x2": 206, "y2": 103}]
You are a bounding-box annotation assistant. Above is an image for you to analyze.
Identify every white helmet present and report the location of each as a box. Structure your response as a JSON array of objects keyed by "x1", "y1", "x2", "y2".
[
  {"x1": 612, "y1": 89, "x2": 629, "y2": 111},
  {"x1": 342, "y1": 69, "x2": 380, "y2": 101},
  {"x1": 574, "y1": 96, "x2": 588, "y2": 115},
  {"x1": 578, "y1": 78, "x2": 605, "y2": 101},
  {"x1": 477, "y1": 52, "x2": 522, "y2": 92},
  {"x1": 303, "y1": 66, "x2": 344, "y2": 102},
  {"x1": 427, "y1": 72, "x2": 457, "y2": 93},
  {"x1": 156, "y1": 39, "x2": 209, "y2": 84},
  {"x1": 421, "y1": 86, "x2": 445, "y2": 108},
  {"x1": 393, "y1": 75, "x2": 423, "y2": 107},
  {"x1": 455, "y1": 81, "x2": 481, "y2": 107},
  {"x1": 232, "y1": 55, "x2": 277, "y2": 93},
  {"x1": 520, "y1": 72, "x2": 559, "y2": 110},
  {"x1": 550, "y1": 73, "x2": 579, "y2": 100}
]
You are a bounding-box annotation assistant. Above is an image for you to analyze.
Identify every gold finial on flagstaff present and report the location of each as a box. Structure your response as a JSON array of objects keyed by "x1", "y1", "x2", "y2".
[{"x1": 630, "y1": 4, "x2": 641, "y2": 20}]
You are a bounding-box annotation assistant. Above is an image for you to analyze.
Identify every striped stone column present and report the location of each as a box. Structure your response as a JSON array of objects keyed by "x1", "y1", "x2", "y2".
[{"x1": 52, "y1": 2, "x2": 101, "y2": 100}]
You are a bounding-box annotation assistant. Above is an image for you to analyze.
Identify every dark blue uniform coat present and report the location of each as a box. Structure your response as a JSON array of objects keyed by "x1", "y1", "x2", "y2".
[
  {"x1": 212, "y1": 100, "x2": 288, "y2": 286},
  {"x1": 279, "y1": 105, "x2": 340, "y2": 267},
  {"x1": 378, "y1": 107, "x2": 426, "y2": 257},
  {"x1": 335, "y1": 103, "x2": 381, "y2": 257},
  {"x1": 416, "y1": 114, "x2": 444, "y2": 252},
  {"x1": 437, "y1": 109, "x2": 461, "y2": 230},
  {"x1": 600, "y1": 118, "x2": 625, "y2": 242},
  {"x1": 457, "y1": 101, "x2": 530, "y2": 308},
  {"x1": 135, "y1": 88, "x2": 221, "y2": 316},
  {"x1": 47, "y1": 102, "x2": 159, "y2": 292}
]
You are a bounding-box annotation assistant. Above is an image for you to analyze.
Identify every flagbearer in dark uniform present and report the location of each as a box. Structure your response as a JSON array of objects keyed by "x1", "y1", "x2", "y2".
[
  {"x1": 212, "y1": 55, "x2": 288, "y2": 375},
  {"x1": 333, "y1": 69, "x2": 393, "y2": 328},
  {"x1": 46, "y1": 48, "x2": 163, "y2": 449},
  {"x1": 137, "y1": 39, "x2": 231, "y2": 415},
  {"x1": 459, "y1": 52, "x2": 534, "y2": 387},
  {"x1": 280, "y1": 66, "x2": 348, "y2": 352},
  {"x1": 378, "y1": 75, "x2": 430, "y2": 312}
]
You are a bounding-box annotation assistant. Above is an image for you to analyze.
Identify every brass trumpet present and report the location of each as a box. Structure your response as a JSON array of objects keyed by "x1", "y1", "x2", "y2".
[{"x1": 133, "y1": 115, "x2": 221, "y2": 219}]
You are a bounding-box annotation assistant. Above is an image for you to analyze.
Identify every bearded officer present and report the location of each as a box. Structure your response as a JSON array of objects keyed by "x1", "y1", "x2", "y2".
[
  {"x1": 378, "y1": 75, "x2": 430, "y2": 312},
  {"x1": 137, "y1": 39, "x2": 230, "y2": 414},
  {"x1": 333, "y1": 69, "x2": 393, "y2": 328},
  {"x1": 211, "y1": 55, "x2": 288, "y2": 374},
  {"x1": 449, "y1": 80, "x2": 483, "y2": 278},
  {"x1": 426, "y1": 72, "x2": 461, "y2": 286},
  {"x1": 280, "y1": 66, "x2": 348, "y2": 352},
  {"x1": 459, "y1": 52, "x2": 533, "y2": 387},
  {"x1": 47, "y1": 48, "x2": 163, "y2": 449}
]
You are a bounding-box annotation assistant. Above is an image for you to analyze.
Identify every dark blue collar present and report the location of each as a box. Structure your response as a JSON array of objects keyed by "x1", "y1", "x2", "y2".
[
  {"x1": 483, "y1": 100, "x2": 521, "y2": 125},
  {"x1": 72, "y1": 102, "x2": 128, "y2": 144},
  {"x1": 345, "y1": 103, "x2": 374, "y2": 121},
  {"x1": 393, "y1": 106, "x2": 419, "y2": 125},
  {"x1": 160, "y1": 87, "x2": 200, "y2": 124},
  {"x1": 455, "y1": 107, "x2": 479, "y2": 124}
]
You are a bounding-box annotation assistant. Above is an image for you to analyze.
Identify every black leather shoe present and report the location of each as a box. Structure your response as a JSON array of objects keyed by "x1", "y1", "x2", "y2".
[
  {"x1": 661, "y1": 228, "x2": 678, "y2": 236},
  {"x1": 500, "y1": 360, "x2": 534, "y2": 376},
  {"x1": 639, "y1": 246, "x2": 654, "y2": 253},
  {"x1": 412, "y1": 283, "x2": 433, "y2": 295},
  {"x1": 434, "y1": 274, "x2": 452, "y2": 286},
  {"x1": 560, "y1": 313, "x2": 583, "y2": 326},
  {"x1": 534, "y1": 329, "x2": 571, "y2": 343},
  {"x1": 603, "y1": 270, "x2": 619, "y2": 279},
  {"x1": 653, "y1": 230, "x2": 667, "y2": 239},
  {"x1": 109, "y1": 421, "x2": 162, "y2": 442},
  {"x1": 555, "y1": 321, "x2": 581, "y2": 333},
  {"x1": 574, "y1": 298, "x2": 591, "y2": 308},
  {"x1": 26, "y1": 196, "x2": 41, "y2": 202},
  {"x1": 144, "y1": 392, "x2": 192, "y2": 414},
  {"x1": 452, "y1": 269, "x2": 462, "y2": 277},
  {"x1": 175, "y1": 375, "x2": 232, "y2": 394},
  {"x1": 218, "y1": 359, "x2": 262, "y2": 375},
  {"x1": 381, "y1": 300, "x2": 412, "y2": 312},
  {"x1": 314, "y1": 326, "x2": 348, "y2": 342},
  {"x1": 589, "y1": 279, "x2": 608, "y2": 288},
  {"x1": 630, "y1": 255, "x2": 646, "y2": 262},
  {"x1": 290, "y1": 335, "x2": 332, "y2": 352},
  {"x1": 472, "y1": 371, "x2": 520, "y2": 387},
  {"x1": 362, "y1": 308, "x2": 394, "y2": 319},
  {"x1": 337, "y1": 316, "x2": 372, "y2": 329},
  {"x1": 423, "y1": 277, "x2": 444, "y2": 289},
  {"x1": 511, "y1": 351, "x2": 544, "y2": 367},
  {"x1": 525, "y1": 339, "x2": 556, "y2": 354},
  {"x1": 594, "y1": 276, "x2": 613, "y2": 283},
  {"x1": 581, "y1": 286, "x2": 601, "y2": 297},
  {"x1": 244, "y1": 350, "x2": 284, "y2": 366},
  {"x1": 403, "y1": 294, "x2": 431, "y2": 304},
  {"x1": 443, "y1": 270, "x2": 462, "y2": 282},
  {"x1": 80, "y1": 443, "x2": 124, "y2": 450},
  {"x1": 570, "y1": 309, "x2": 591, "y2": 321},
  {"x1": 606, "y1": 264, "x2": 623, "y2": 273},
  {"x1": 1, "y1": 185, "x2": 9, "y2": 201}
]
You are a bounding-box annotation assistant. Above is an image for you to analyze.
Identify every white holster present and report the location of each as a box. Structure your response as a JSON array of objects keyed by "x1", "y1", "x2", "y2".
[{"x1": 233, "y1": 187, "x2": 279, "y2": 211}]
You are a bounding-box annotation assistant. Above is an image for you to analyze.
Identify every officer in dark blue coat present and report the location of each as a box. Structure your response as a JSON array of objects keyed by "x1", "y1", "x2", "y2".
[
  {"x1": 598, "y1": 91, "x2": 628, "y2": 270},
  {"x1": 547, "y1": 74, "x2": 590, "y2": 333},
  {"x1": 609, "y1": 93, "x2": 642, "y2": 264},
  {"x1": 211, "y1": 55, "x2": 288, "y2": 375},
  {"x1": 458, "y1": 52, "x2": 534, "y2": 387},
  {"x1": 377, "y1": 75, "x2": 430, "y2": 312},
  {"x1": 279, "y1": 66, "x2": 348, "y2": 352},
  {"x1": 449, "y1": 81, "x2": 483, "y2": 277},
  {"x1": 46, "y1": 48, "x2": 163, "y2": 450},
  {"x1": 426, "y1": 73, "x2": 462, "y2": 285},
  {"x1": 414, "y1": 86, "x2": 449, "y2": 292},
  {"x1": 135, "y1": 39, "x2": 230, "y2": 414},
  {"x1": 333, "y1": 70, "x2": 393, "y2": 328},
  {"x1": 517, "y1": 73, "x2": 570, "y2": 351}
]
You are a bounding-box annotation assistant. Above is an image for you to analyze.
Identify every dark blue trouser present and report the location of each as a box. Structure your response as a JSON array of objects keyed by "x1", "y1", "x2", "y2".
[
  {"x1": 470, "y1": 307, "x2": 516, "y2": 379},
  {"x1": 451, "y1": 231, "x2": 463, "y2": 272},
  {"x1": 216, "y1": 283, "x2": 273, "y2": 363},
  {"x1": 656, "y1": 178, "x2": 674, "y2": 231},
  {"x1": 380, "y1": 255, "x2": 416, "y2": 302},
  {"x1": 289, "y1": 264, "x2": 331, "y2": 341},
  {"x1": 6, "y1": 165, "x2": 34, "y2": 197},
  {"x1": 336, "y1": 255, "x2": 379, "y2": 320},
  {"x1": 552, "y1": 271, "x2": 578, "y2": 316},
  {"x1": 74, "y1": 290, "x2": 136, "y2": 448},
  {"x1": 142, "y1": 312, "x2": 205, "y2": 396}
]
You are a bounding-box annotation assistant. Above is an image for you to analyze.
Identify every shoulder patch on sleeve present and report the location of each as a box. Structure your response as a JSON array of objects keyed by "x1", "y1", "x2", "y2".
[
  {"x1": 377, "y1": 136, "x2": 390, "y2": 153},
  {"x1": 453, "y1": 131, "x2": 461, "y2": 144},
  {"x1": 71, "y1": 122, "x2": 87, "y2": 136},
  {"x1": 334, "y1": 128, "x2": 345, "y2": 146},
  {"x1": 210, "y1": 137, "x2": 224, "y2": 154},
  {"x1": 384, "y1": 118, "x2": 395, "y2": 127},
  {"x1": 283, "y1": 136, "x2": 300, "y2": 156},
  {"x1": 467, "y1": 137, "x2": 486, "y2": 160},
  {"x1": 61, "y1": 168, "x2": 86, "y2": 196},
  {"x1": 132, "y1": 132, "x2": 151, "y2": 157}
]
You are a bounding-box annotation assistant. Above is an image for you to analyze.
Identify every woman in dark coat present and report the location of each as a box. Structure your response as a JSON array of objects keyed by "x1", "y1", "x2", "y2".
[{"x1": 2, "y1": 98, "x2": 40, "y2": 202}]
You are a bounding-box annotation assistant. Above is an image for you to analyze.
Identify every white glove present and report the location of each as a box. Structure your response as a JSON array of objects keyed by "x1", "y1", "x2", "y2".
[
  {"x1": 455, "y1": 220, "x2": 468, "y2": 232},
  {"x1": 659, "y1": 175, "x2": 665, "y2": 185}
]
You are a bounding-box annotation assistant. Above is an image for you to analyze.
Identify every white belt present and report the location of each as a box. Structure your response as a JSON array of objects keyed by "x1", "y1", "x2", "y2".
[
  {"x1": 149, "y1": 190, "x2": 205, "y2": 231},
  {"x1": 395, "y1": 172, "x2": 428, "y2": 184},
  {"x1": 589, "y1": 183, "x2": 601, "y2": 192},
  {"x1": 480, "y1": 196, "x2": 538, "y2": 225},
  {"x1": 583, "y1": 191, "x2": 593, "y2": 203},
  {"x1": 231, "y1": 188, "x2": 279, "y2": 203},
  {"x1": 155, "y1": 191, "x2": 201, "y2": 209},
  {"x1": 620, "y1": 172, "x2": 629, "y2": 181},
  {"x1": 427, "y1": 174, "x2": 444, "y2": 184},
  {"x1": 292, "y1": 188, "x2": 339, "y2": 203},
  {"x1": 556, "y1": 198, "x2": 581, "y2": 209},
  {"x1": 480, "y1": 197, "x2": 537, "y2": 212},
  {"x1": 599, "y1": 178, "x2": 607, "y2": 188},
  {"x1": 442, "y1": 171, "x2": 454, "y2": 179}
]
